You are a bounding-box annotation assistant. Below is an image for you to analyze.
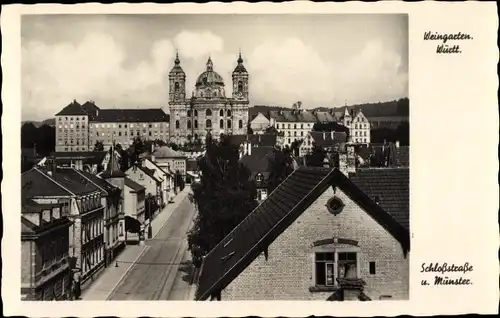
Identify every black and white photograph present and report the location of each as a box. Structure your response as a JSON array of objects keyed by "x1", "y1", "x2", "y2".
[{"x1": 19, "y1": 13, "x2": 410, "y2": 302}]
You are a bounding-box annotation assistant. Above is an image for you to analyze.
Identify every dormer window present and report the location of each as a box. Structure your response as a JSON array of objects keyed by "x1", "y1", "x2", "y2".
[{"x1": 255, "y1": 173, "x2": 264, "y2": 183}]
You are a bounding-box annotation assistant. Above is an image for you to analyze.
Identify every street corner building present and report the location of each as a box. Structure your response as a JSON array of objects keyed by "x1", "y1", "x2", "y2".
[
  {"x1": 196, "y1": 166, "x2": 410, "y2": 301},
  {"x1": 168, "y1": 53, "x2": 250, "y2": 145},
  {"x1": 21, "y1": 163, "x2": 125, "y2": 298},
  {"x1": 21, "y1": 199, "x2": 73, "y2": 300}
]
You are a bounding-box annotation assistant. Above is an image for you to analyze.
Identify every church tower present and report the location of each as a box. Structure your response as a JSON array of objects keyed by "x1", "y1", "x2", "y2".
[
  {"x1": 169, "y1": 52, "x2": 187, "y2": 144},
  {"x1": 231, "y1": 52, "x2": 250, "y2": 135},
  {"x1": 232, "y1": 52, "x2": 249, "y2": 102},
  {"x1": 169, "y1": 52, "x2": 186, "y2": 103}
]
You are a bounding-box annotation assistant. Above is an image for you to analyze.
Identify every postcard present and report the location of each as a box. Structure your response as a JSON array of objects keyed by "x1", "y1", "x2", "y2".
[{"x1": 2, "y1": 2, "x2": 498, "y2": 317}]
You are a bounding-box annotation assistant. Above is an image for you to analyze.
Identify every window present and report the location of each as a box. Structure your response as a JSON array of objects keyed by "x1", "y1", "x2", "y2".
[
  {"x1": 219, "y1": 119, "x2": 224, "y2": 128},
  {"x1": 187, "y1": 120, "x2": 192, "y2": 129},
  {"x1": 315, "y1": 252, "x2": 335, "y2": 286},
  {"x1": 238, "y1": 120, "x2": 243, "y2": 129},
  {"x1": 326, "y1": 196, "x2": 345, "y2": 215},
  {"x1": 227, "y1": 120, "x2": 232, "y2": 129},
  {"x1": 206, "y1": 109, "x2": 212, "y2": 116},
  {"x1": 175, "y1": 120, "x2": 180, "y2": 129},
  {"x1": 338, "y1": 252, "x2": 358, "y2": 278},
  {"x1": 220, "y1": 109, "x2": 224, "y2": 117},
  {"x1": 187, "y1": 110, "x2": 191, "y2": 117},
  {"x1": 194, "y1": 110, "x2": 198, "y2": 117},
  {"x1": 255, "y1": 173, "x2": 264, "y2": 182},
  {"x1": 369, "y1": 261, "x2": 376, "y2": 274},
  {"x1": 194, "y1": 120, "x2": 198, "y2": 129},
  {"x1": 206, "y1": 119, "x2": 212, "y2": 128},
  {"x1": 227, "y1": 109, "x2": 232, "y2": 117},
  {"x1": 174, "y1": 82, "x2": 180, "y2": 91},
  {"x1": 238, "y1": 81, "x2": 243, "y2": 92}
]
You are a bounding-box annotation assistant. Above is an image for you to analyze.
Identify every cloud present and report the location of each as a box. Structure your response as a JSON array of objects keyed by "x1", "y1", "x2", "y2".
[{"x1": 22, "y1": 30, "x2": 408, "y2": 121}]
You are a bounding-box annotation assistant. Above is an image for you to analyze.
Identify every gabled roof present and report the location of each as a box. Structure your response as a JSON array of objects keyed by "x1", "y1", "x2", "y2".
[
  {"x1": 196, "y1": 166, "x2": 410, "y2": 301},
  {"x1": 144, "y1": 157, "x2": 171, "y2": 176},
  {"x1": 309, "y1": 131, "x2": 347, "y2": 147},
  {"x1": 22, "y1": 168, "x2": 73, "y2": 197},
  {"x1": 269, "y1": 110, "x2": 317, "y2": 123},
  {"x1": 52, "y1": 167, "x2": 102, "y2": 195},
  {"x1": 75, "y1": 169, "x2": 119, "y2": 195},
  {"x1": 91, "y1": 109, "x2": 169, "y2": 123},
  {"x1": 128, "y1": 164, "x2": 162, "y2": 183},
  {"x1": 248, "y1": 134, "x2": 277, "y2": 147},
  {"x1": 239, "y1": 147, "x2": 274, "y2": 180},
  {"x1": 55, "y1": 100, "x2": 87, "y2": 116},
  {"x1": 51, "y1": 151, "x2": 108, "y2": 166},
  {"x1": 349, "y1": 168, "x2": 410, "y2": 231},
  {"x1": 124, "y1": 177, "x2": 146, "y2": 193}
]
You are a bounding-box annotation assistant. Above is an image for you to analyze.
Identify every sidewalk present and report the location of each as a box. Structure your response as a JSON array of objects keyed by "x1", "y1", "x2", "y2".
[
  {"x1": 148, "y1": 187, "x2": 191, "y2": 239},
  {"x1": 80, "y1": 187, "x2": 191, "y2": 300},
  {"x1": 80, "y1": 245, "x2": 149, "y2": 300}
]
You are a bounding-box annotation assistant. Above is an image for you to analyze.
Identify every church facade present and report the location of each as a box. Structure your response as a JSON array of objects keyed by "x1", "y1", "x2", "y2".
[{"x1": 168, "y1": 53, "x2": 250, "y2": 145}]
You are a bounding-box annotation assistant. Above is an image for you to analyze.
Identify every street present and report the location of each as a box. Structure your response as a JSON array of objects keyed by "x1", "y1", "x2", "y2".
[{"x1": 107, "y1": 192, "x2": 197, "y2": 300}]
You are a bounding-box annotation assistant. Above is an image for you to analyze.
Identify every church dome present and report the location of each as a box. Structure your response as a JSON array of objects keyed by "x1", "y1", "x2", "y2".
[{"x1": 195, "y1": 57, "x2": 225, "y2": 87}]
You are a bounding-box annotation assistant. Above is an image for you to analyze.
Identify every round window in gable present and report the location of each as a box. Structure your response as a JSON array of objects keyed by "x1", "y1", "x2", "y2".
[{"x1": 326, "y1": 196, "x2": 345, "y2": 215}]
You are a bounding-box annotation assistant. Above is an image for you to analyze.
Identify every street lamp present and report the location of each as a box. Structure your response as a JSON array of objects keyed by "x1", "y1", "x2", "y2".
[{"x1": 148, "y1": 198, "x2": 153, "y2": 239}]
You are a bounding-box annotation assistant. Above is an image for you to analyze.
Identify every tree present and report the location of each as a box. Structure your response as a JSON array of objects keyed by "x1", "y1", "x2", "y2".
[
  {"x1": 93, "y1": 141, "x2": 104, "y2": 152},
  {"x1": 247, "y1": 124, "x2": 254, "y2": 135},
  {"x1": 306, "y1": 143, "x2": 327, "y2": 167},
  {"x1": 264, "y1": 126, "x2": 279, "y2": 135},
  {"x1": 267, "y1": 146, "x2": 294, "y2": 193},
  {"x1": 187, "y1": 135, "x2": 258, "y2": 268},
  {"x1": 21, "y1": 123, "x2": 38, "y2": 148},
  {"x1": 290, "y1": 139, "x2": 302, "y2": 157}
]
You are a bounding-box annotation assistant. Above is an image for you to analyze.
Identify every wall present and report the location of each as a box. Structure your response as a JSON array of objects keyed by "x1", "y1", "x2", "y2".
[
  {"x1": 126, "y1": 167, "x2": 158, "y2": 197},
  {"x1": 222, "y1": 186, "x2": 409, "y2": 300},
  {"x1": 55, "y1": 115, "x2": 89, "y2": 152}
]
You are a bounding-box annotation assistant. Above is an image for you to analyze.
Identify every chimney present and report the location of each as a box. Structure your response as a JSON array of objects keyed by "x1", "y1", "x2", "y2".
[
  {"x1": 395, "y1": 140, "x2": 400, "y2": 148},
  {"x1": 247, "y1": 142, "x2": 252, "y2": 156},
  {"x1": 331, "y1": 131, "x2": 334, "y2": 139},
  {"x1": 323, "y1": 131, "x2": 326, "y2": 140}
]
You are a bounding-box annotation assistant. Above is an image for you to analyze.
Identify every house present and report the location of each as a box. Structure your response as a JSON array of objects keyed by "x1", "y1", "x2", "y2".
[
  {"x1": 22, "y1": 164, "x2": 106, "y2": 287},
  {"x1": 239, "y1": 146, "x2": 275, "y2": 201},
  {"x1": 228, "y1": 134, "x2": 278, "y2": 158},
  {"x1": 123, "y1": 177, "x2": 147, "y2": 242},
  {"x1": 149, "y1": 146, "x2": 187, "y2": 181},
  {"x1": 125, "y1": 164, "x2": 162, "y2": 207},
  {"x1": 140, "y1": 157, "x2": 174, "y2": 205},
  {"x1": 74, "y1": 169, "x2": 125, "y2": 266},
  {"x1": 269, "y1": 109, "x2": 316, "y2": 147},
  {"x1": 196, "y1": 166, "x2": 409, "y2": 301},
  {"x1": 44, "y1": 151, "x2": 113, "y2": 174},
  {"x1": 342, "y1": 109, "x2": 371, "y2": 145},
  {"x1": 21, "y1": 199, "x2": 73, "y2": 300},
  {"x1": 299, "y1": 131, "x2": 347, "y2": 157},
  {"x1": 249, "y1": 112, "x2": 271, "y2": 134},
  {"x1": 186, "y1": 159, "x2": 200, "y2": 183}
]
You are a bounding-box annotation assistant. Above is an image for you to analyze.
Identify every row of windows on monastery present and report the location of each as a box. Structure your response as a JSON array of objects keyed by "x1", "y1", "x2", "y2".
[
  {"x1": 82, "y1": 216, "x2": 104, "y2": 245},
  {"x1": 353, "y1": 131, "x2": 368, "y2": 137},
  {"x1": 90, "y1": 123, "x2": 168, "y2": 129},
  {"x1": 58, "y1": 124, "x2": 87, "y2": 129},
  {"x1": 175, "y1": 109, "x2": 237, "y2": 118},
  {"x1": 349, "y1": 123, "x2": 369, "y2": 129},
  {"x1": 276, "y1": 123, "x2": 314, "y2": 130},
  {"x1": 57, "y1": 116, "x2": 87, "y2": 121},
  {"x1": 174, "y1": 119, "x2": 244, "y2": 130},
  {"x1": 91, "y1": 130, "x2": 167, "y2": 137}
]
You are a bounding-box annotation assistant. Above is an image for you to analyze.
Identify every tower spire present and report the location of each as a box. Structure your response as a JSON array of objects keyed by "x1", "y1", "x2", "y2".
[
  {"x1": 174, "y1": 49, "x2": 180, "y2": 65},
  {"x1": 206, "y1": 55, "x2": 213, "y2": 71}
]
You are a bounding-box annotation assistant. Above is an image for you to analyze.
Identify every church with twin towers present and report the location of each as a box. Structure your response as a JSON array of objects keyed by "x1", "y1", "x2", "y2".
[{"x1": 168, "y1": 52, "x2": 250, "y2": 145}]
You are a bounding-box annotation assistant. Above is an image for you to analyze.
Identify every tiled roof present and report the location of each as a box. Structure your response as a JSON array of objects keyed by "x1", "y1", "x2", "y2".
[
  {"x1": 349, "y1": 168, "x2": 410, "y2": 231},
  {"x1": 248, "y1": 134, "x2": 277, "y2": 147},
  {"x1": 76, "y1": 169, "x2": 119, "y2": 194},
  {"x1": 314, "y1": 111, "x2": 336, "y2": 123},
  {"x1": 55, "y1": 100, "x2": 87, "y2": 116},
  {"x1": 269, "y1": 110, "x2": 317, "y2": 123},
  {"x1": 130, "y1": 164, "x2": 162, "y2": 183},
  {"x1": 186, "y1": 159, "x2": 198, "y2": 172},
  {"x1": 53, "y1": 168, "x2": 102, "y2": 195},
  {"x1": 145, "y1": 158, "x2": 171, "y2": 176},
  {"x1": 124, "y1": 177, "x2": 146, "y2": 193},
  {"x1": 51, "y1": 151, "x2": 108, "y2": 166},
  {"x1": 240, "y1": 147, "x2": 274, "y2": 179},
  {"x1": 80, "y1": 101, "x2": 100, "y2": 116},
  {"x1": 91, "y1": 109, "x2": 169, "y2": 123},
  {"x1": 22, "y1": 169, "x2": 73, "y2": 197},
  {"x1": 152, "y1": 146, "x2": 185, "y2": 158},
  {"x1": 309, "y1": 131, "x2": 347, "y2": 147},
  {"x1": 196, "y1": 167, "x2": 410, "y2": 300}
]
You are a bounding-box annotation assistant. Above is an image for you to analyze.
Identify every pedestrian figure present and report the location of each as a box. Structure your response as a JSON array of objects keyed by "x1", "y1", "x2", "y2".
[{"x1": 72, "y1": 270, "x2": 82, "y2": 300}]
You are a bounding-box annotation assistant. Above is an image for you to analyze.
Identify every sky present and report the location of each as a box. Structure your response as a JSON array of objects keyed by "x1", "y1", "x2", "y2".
[{"x1": 21, "y1": 14, "x2": 408, "y2": 121}]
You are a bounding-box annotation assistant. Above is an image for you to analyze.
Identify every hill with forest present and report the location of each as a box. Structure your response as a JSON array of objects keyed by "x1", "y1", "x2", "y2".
[{"x1": 250, "y1": 98, "x2": 409, "y2": 119}]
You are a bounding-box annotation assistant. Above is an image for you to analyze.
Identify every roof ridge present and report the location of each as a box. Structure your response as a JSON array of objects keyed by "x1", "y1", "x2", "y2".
[
  {"x1": 203, "y1": 166, "x2": 302, "y2": 260},
  {"x1": 34, "y1": 167, "x2": 75, "y2": 196},
  {"x1": 200, "y1": 167, "x2": 336, "y2": 300},
  {"x1": 74, "y1": 169, "x2": 109, "y2": 194}
]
